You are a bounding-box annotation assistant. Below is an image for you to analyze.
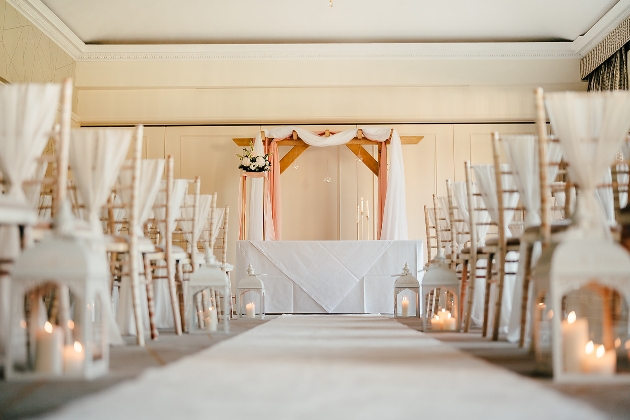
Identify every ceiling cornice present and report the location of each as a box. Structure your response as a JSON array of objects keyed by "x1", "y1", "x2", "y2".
[{"x1": 8, "y1": 0, "x2": 626, "y2": 62}]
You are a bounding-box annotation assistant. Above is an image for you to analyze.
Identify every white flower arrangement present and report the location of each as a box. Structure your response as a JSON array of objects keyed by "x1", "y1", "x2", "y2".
[{"x1": 237, "y1": 143, "x2": 271, "y2": 172}]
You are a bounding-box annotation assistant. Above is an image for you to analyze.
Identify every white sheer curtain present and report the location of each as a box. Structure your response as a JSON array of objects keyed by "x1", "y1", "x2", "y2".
[
  {"x1": 472, "y1": 164, "x2": 520, "y2": 238},
  {"x1": 24, "y1": 161, "x2": 49, "y2": 210},
  {"x1": 203, "y1": 207, "x2": 225, "y2": 254},
  {"x1": 502, "y1": 135, "x2": 562, "y2": 228},
  {"x1": 452, "y1": 181, "x2": 491, "y2": 247},
  {"x1": 154, "y1": 179, "x2": 188, "y2": 244},
  {"x1": 596, "y1": 168, "x2": 615, "y2": 224},
  {"x1": 180, "y1": 194, "x2": 211, "y2": 258},
  {"x1": 248, "y1": 134, "x2": 265, "y2": 241},
  {"x1": 545, "y1": 91, "x2": 630, "y2": 238},
  {"x1": 69, "y1": 129, "x2": 132, "y2": 236},
  {"x1": 0, "y1": 83, "x2": 60, "y2": 204},
  {"x1": 262, "y1": 126, "x2": 408, "y2": 240},
  {"x1": 119, "y1": 159, "x2": 165, "y2": 237}
]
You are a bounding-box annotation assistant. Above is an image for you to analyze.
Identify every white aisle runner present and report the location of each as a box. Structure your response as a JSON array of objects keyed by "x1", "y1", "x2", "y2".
[{"x1": 46, "y1": 316, "x2": 606, "y2": 420}]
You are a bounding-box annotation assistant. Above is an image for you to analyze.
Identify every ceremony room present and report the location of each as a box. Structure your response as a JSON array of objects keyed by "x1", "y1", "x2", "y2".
[{"x1": 2, "y1": 0, "x2": 630, "y2": 418}]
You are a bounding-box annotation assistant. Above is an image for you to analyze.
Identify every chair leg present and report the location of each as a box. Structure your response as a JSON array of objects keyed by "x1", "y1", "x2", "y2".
[
  {"x1": 519, "y1": 244, "x2": 534, "y2": 347},
  {"x1": 482, "y1": 254, "x2": 493, "y2": 338},
  {"x1": 463, "y1": 255, "x2": 477, "y2": 333},
  {"x1": 167, "y1": 257, "x2": 182, "y2": 335},
  {"x1": 460, "y1": 258, "x2": 469, "y2": 322},
  {"x1": 492, "y1": 250, "x2": 506, "y2": 341},
  {"x1": 143, "y1": 255, "x2": 159, "y2": 340},
  {"x1": 177, "y1": 262, "x2": 188, "y2": 333}
]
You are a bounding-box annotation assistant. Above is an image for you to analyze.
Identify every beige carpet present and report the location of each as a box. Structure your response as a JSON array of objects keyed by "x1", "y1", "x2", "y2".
[{"x1": 43, "y1": 315, "x2": 608, "y2": 419}]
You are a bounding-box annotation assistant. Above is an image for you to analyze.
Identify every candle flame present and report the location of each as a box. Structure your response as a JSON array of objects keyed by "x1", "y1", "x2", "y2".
[
  {"x1": 19, "y1": 319, "x2": 26, "y2": 329},
  {"x1": 615, "y1": 338, "x2": 621, "y2": 348},
  {"x1": 67, "y1": 320, "x2": 75, "y2": 330},
  {"x1": 538, "y1": 302, "x2": 545, "y2": 306},
  {"x1": 596, "y1": 345, "x2": 605, "y2": 359},
  {"x1": 74, "y1": 341, "x2": 83, "y2": 353},
  {"x1": 447, "y1": 313, "x2": 452, "y2": 319},
  {"x1": 441, "y1": 308, "x2": 446, "y2": 313},
  {"x1": 567, "y1": 311, "x2": 576, "y2": 324},
  {"x1": 402, "y1": 296, "x2": 408, "y2": 302},
  {"x1": 44, "y1": 321, "x2": 53, "y2": 333},
  {"x1": 585, "y1": 340, "x2": 594, "y2": 355},
  {"x1": 434, "y1": 315, "x2": 439, "y2": 320}
]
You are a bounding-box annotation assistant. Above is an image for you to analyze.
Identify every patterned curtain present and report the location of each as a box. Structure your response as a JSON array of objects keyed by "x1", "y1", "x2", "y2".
[{"x1": 587, "y1": 42, "x2": 629, "y2": 91}]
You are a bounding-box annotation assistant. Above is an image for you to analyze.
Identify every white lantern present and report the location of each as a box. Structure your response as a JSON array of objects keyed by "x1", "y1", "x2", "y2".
[
  {"x1": 236, "y1": 264, "x2": 265, "y2": 319},
  {"x1": 5, "y1": 209, "x2": 111, "y2": 380},
  {"x1": 393, "y1": 263, "x2": 420, "y2": 319},
  {"x1": 421, "y1": 254, "x2": 460, "y2": 332},
  {"x1": 531, "y1": 238, "x2": 630, "y2": 382},
  {"x1": 187, "y1": 253, "x2": 231, "y2": 333}
]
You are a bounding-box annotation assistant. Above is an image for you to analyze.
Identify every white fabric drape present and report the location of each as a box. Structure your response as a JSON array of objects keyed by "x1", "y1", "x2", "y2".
[
  {"x1": 202, "y1": 207, "x2": 225, "y2": 253},
  {"x1": 246, "y1": 133, "x2": 265, "y2": 241},
  {"x1": 595, "y1": 168, "x2": 615, "y2": 224},
  {"x1": 180, "y1": 194, "x2": 212, "y2": 258},
  {"x1": 452, "y1": 181, "x2": 491, "y2": 247},
  {"x1": 118, "y1": 159, "x2": 165, "y2": 237},
  {"x1": 0, "y1": 83, "x2": 60, "y2": 204},
  {"x1": 69, "y1": 129, "x2": 133, "y2": 236},
  {"x1": 262, "y1": 126, "x2": 407, "y2": 240},
  {"x1": 472, "y1": 164, "x2": 520, "y2": 238},
  {"x1": 545, "y1": 91, "x2": 630, "y2": 238},
  {"x1": 154, "y1": 180, "x2": 188, "y2": 243},
  {"x1": 502, "y1": 135, "x2": 563, "y2": 228}
]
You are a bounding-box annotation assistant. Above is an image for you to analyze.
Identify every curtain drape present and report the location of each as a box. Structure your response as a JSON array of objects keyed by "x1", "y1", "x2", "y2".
[{"x1": 587, "y1": 42, "x2": 629, "y2": 91}]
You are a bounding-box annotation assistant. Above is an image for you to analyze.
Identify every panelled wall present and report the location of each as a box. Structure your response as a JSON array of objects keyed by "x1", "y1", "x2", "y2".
[{"x1": 139, "y1": 123, "x2": 539, "y2": 265}]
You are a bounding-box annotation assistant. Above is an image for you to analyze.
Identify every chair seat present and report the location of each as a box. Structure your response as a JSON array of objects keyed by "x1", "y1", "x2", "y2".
[
  {"x1": 484, "y1": 236, "x2": 520, "y2": 247},
  {"x1": 155, "y1": 244, "x2": 188, "y2": 260},
  {"x1": 104, "y1": 235, "x2": 156, "y2": 253},
  {"x1": 0, "y1": 197, "x2": 38, "y2": 226}
]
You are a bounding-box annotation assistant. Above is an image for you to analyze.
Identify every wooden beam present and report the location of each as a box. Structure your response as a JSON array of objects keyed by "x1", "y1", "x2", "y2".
[
  {"x1": 279, "y1": 145, "x2": 309, "y2": 174},
  {"x1": 346, "y1": 144, "x2": 379, "y2": 176},
  {"x1": 233, "y1": 135, "x2": 423, "y2": 147}
]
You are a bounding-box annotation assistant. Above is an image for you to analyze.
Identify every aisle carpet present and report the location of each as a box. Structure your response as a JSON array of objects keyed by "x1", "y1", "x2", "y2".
[{"x1": 44, "y1": 315, "x2": 607, "y2": 419}]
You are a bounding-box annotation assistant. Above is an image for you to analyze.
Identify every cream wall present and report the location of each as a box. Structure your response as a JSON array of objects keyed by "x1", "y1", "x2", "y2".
[
  {"x1": 0, "y1": 0, "x2": 76, "y2": 109},
  {"x1": 69, "y1": 43, "x2": 587, "y2": 264}
]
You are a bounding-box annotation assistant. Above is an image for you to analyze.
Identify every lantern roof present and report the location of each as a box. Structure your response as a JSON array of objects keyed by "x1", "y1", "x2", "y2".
[
  {"x1": 237, "y1": 263, "x2": 265, "y2": 290},
  {"x1": 190, "y1": 254, "x2": 230, "y2": 287},
  {"x1": 393, "y1": 262, "x2": 420, "y2": 288},
  {"x1": 422, "y1": 255, "x2": 458, "y2": 287}
]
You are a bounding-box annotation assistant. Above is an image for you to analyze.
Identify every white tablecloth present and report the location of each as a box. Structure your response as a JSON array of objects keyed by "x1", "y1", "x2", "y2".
[{"x1": 235, "y1": 240, "x2": 424, "y2": 314}]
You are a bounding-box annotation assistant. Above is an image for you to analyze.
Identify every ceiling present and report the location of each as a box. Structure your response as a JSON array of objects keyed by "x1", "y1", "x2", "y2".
[{"x1": 39, "y1": 0, "x2": 620, "y2": 45}]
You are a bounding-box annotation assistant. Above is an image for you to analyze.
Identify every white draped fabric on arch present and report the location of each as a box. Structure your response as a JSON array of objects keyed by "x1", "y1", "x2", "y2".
[{"x1": 243, "y1": 126, "x2": 408, "y2": 242}]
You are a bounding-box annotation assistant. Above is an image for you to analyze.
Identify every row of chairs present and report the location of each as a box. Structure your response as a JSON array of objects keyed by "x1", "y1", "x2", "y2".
[
  {"x1": 424, "y1": 87, "x2": 630, "y2": 345},
  {"x1": 0, "y1": 79, "x2": 232, "y2": 348}
]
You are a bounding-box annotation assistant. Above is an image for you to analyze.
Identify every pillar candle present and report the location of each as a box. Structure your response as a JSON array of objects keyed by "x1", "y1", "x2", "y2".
[
  {"x1": 582, "y1": 342, "x2": 616, "y2": 375},
  {"x1": 443, "y1": 313, "x2": 457, "y2": 331},
  {"x1": 430, "y1": 315, "x2": 443, "y2": 331},
  {"x1": 246, "y1": 302, "x2": 256, "y2": 318},
  {"x1": 206, "y1": 306, "x2": 218, "y2": 331},
  {"x1": 561, "y1": 311, "x2": 589, "y2": 373},
  {"x1": 437, "y1": 308, "x2": 450, "y2": 321},
  {"x1": 360, "y1": 197, "x2": 364, "y2": 214},
  {"x1": 35, "y1": 321, "x2": 63, "y2": 375},
  {"x1": 401, "y1": 297, "x2": 409, "y2": 317},
  {"x1": 63, "y1": 341, "x2": 84, "y2": 375}
]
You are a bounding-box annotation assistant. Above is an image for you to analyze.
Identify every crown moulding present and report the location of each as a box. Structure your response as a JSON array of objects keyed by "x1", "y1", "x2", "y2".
[{"x1": 7, "y1": 0, "x2": 628, "y2": 62}]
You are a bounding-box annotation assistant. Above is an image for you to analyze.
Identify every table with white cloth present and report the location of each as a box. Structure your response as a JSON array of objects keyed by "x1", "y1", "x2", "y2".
[{"x1": 235, "y1": 240, "x2": 424, "y2": 314}]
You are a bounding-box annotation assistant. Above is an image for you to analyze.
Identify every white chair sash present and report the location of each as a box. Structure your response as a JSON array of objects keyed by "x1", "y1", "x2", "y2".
[
  {"x1": 154, "y1": 179, "x2": 188, "y2": 241},
  {"x1": 69, "y1": 129, "x2": 133, "y2": 236},
  {"x1": 24, "y1": 161, "x2": 49, "y2": 211},
  {"x1": 0, "y1": 83, "x2": 60, "y2": 204},
  {"x1": 203, "y1": 207, "x2": 225, "y2": 253},
  {"x1": 452, "y1": 181, "x2": 491, "y2": 247},
  {"x1": 545, "y1": 91, "x2": 630, "y2": 237},
  {"x1": 472, "y1": 164, "x2": 520, "y2": 238},
  {"x1": 119, "y1": 159, "x2": 165, "y2": 237},
  {"x1": 596, "y1": 168, "x2": 615, "y2": 224},
  {"x1": 180, "y1": 194, "x2": 212, "y2": 256}
]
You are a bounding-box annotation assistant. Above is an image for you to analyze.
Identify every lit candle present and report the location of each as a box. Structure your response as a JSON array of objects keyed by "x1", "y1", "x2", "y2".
[
  {"x1": 582, "y1": 341, "x2": 616, "y2": 375},
  {"x1": 430, "y1": 314, "x2": 443, "y2": 331},
  {"x1": 442, "y1": 312, "x2": 457, "y2": 331},
  {"x1": 63, "y1": 341, "x2": 84, "y2": 375},
  {"x1": 366, "y1": 200, "x2": 370, "y2": 219},
  {"x1": 437, "y1": 308, "x2": 450, "y2": 322},
  {"x1": 246, "y1": 302, "x2": 256, "y2": 318},
  {"x1": 360, "y1": 197, "x2": 364, "y2": 214},
  {"x1": 401, "y1": 296, "x2": 409, "y2": 317},
  {"x1": 35, "y1": 321, "x2": 63, "y2": 375},
  {"x1": 561, "y1": 311, "x2": 589, "y2": 373},
  {"x1": 206, "y1": 306, "x2": 218, "y2": 332}
]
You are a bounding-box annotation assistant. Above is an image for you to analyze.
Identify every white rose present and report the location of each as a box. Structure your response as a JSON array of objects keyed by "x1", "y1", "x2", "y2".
[
  {"x1": 256, "y1": 156, "x2": 265, "y2": 166},
  {"x1": 242, "y1": 157, "x2": 251, "y2": 166}
]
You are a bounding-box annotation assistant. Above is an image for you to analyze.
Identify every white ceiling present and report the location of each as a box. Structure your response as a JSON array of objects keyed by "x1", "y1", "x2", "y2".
[{"x1": 39, "y1": 0, "x2": 619, "y2": 45}]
